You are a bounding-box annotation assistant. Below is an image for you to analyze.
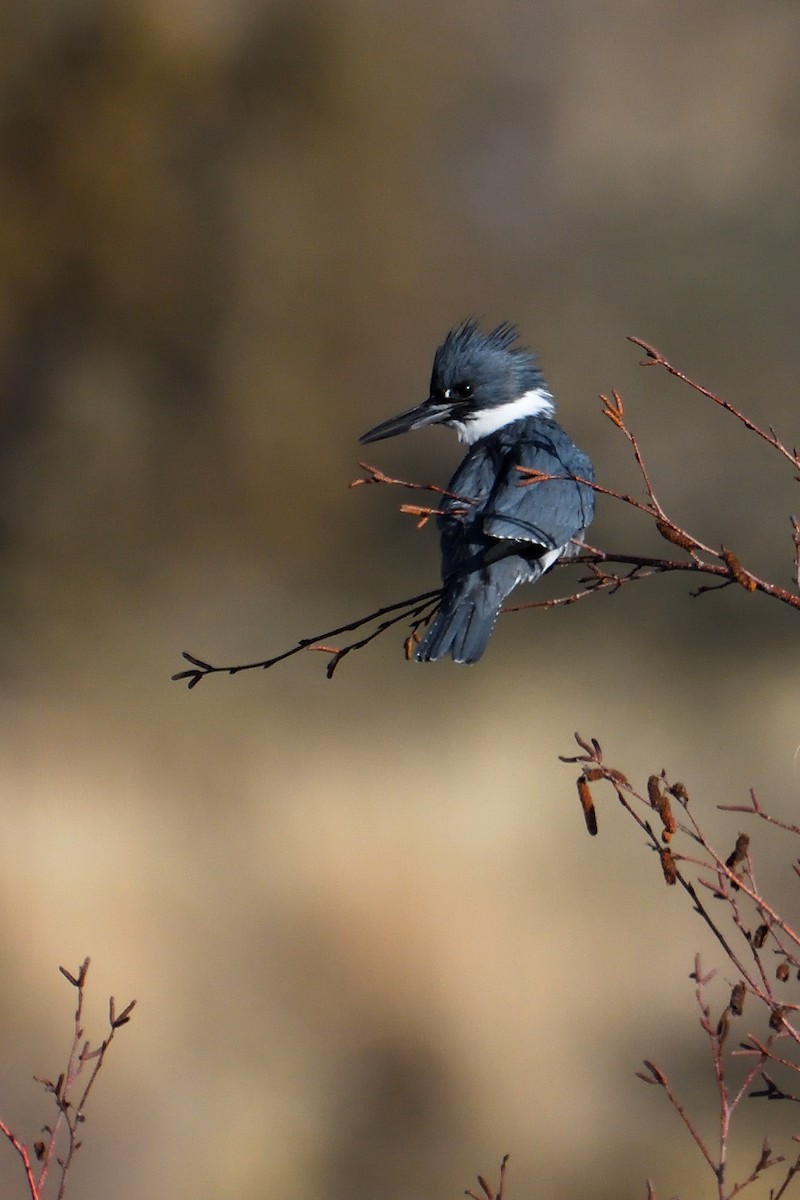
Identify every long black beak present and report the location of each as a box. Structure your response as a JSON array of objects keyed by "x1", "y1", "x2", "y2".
[{"x1": 359, "y1": 399, "x2": 454, "y2": 445}]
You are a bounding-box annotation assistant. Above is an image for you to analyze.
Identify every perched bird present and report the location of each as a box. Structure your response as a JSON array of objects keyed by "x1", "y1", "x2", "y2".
[{"x1": 360, "y1": 319, "x2": 595, "y2": 663}]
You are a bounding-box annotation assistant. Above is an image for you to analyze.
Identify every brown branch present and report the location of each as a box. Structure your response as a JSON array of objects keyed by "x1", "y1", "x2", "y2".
[
  {"x1": 628, "y1": 337, "x2": 800, "y2": 471},
  {"x1": 174, "y1": 338, "x2": 798, "y2": 685},
  {"x1": 172, "y1": 588, "x2": 443, "y2": 687},
  {"x1": 174, "y1": 528, "x2": 795, "y2": 688},
  {"x1": 1, "y1": 960, "x2": 135, "y2": 1200},
  {"x1": 0, "y1": 1120, "x2": 39, "y2": 1199},
  {"x1": 638, "y1": 1058, "x2": 717, "y2": 1174},
  {"x1": 727, "y1": 1139, "x2": 785, "y2": 1199},
  {"x1": 717, "y1": 789, "x2": 800, "y2": 837},
  {"x1": 772, "y1": 1154, "x2": 800, "y2": 1200},
  {"x1": 350, "y1": 461, "x2": 476, "y2": 506},
  {"x1": 465, "y1": 1155, "x2": 509, "y2": 1200},
  {"x1": 563, "y1": 734, "x2": 800, "y2": 1199},
  {"x1": 510, "y1": 484, "x2": 799, "y2": 611}
]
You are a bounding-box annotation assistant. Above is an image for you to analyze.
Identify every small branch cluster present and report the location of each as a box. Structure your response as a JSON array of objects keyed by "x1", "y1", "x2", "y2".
[
  {"x1": 562, "y1": 734, "x2": 800, "y2": 1200},
  {"x1": 171, "y1": 587, "x2": 443, "y2": 686},
  {"x1": 465, "y1": 1155, "x2": 509, "y2": 1200},
  {"x1": 628, "y1": 337, "x2": 799, "y2": 470},
  {"x1": 511, "y1": 360, "x2": 798, "y2": 614},
  {"x1": 0, "y1": 958, "x2": 136, "y2": 1200},
  {"x1": 172, "y1": 337, "x2": 798, "y2": 685}
]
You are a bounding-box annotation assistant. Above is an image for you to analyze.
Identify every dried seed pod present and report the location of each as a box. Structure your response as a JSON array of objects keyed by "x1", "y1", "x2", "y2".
[
  {"x1": 658, "y1": 797, "x2": 677, "y2": 836},
  {"x1": 577, "y1": 776, "x2": 598, "y2": 837},
  {"x1": 729, "y1": 982, "x2": 746, "y2": 1016},
  {"x1": 726, "y1": 833, "x2": 750, "y2": 870},
  {"x1": 776, "y1": 962, "x2": 791, "y2": 983},
  {"x1": 658, "y1": 846, "x2": 677, "y2": 886},
  {"x1": 647, "y1": 775, "x2": 679, "y2": 840},
  {"x1": 656, "y1": 521, "x2": 698, "y2": 552},
  {"x1": 722, "y1": 548, "x2": 757, "y2": 591},
  {"x1": 769, "y1": 1005, "x2": 787, "y2": 1031},
  {"x1": 647, "y1": 775, "x2": 663, "y2": 807},
  {"x1": 752, "y1": 924, "x2": 769, "y2": 949}
]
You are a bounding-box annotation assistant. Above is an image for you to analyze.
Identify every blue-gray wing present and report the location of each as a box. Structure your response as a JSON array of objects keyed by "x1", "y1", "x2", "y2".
[
  {"x1": 420, "y1": 420, "x2": 595, "y2": 662},
  {"x1": 480, "y1": 424, "x2": 594, "y2": 550}
]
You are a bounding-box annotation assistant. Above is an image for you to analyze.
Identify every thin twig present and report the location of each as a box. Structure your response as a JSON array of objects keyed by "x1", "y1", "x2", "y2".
[
  {"x1": 639, "y1": 1059, "x2": 717, "y2": 1173},
  {"x1": 564, "y1": 733, "x2": 800, "y2": 1199},
  {"x1": 627, "y1": 337, "x2": 800, "y2": 470},
  {"x1": 174, "y1": 339, "x2": 799, "y2": 684},
  {"x1": 465, "y1": 1155, "x2": 509, "y2": 1200},
  {"x1": 0, "y1": 1120, "x2": 38, "y2": 1199},
  {"x1": 172, "y1": 589, "x2": 442, "y2": 687},
  {"x1": 350, "y1": 461, "x2": 476, "y2": 506},
  {"x1": 0, "y1": 959, "x2": 135, "y2": 1200}
]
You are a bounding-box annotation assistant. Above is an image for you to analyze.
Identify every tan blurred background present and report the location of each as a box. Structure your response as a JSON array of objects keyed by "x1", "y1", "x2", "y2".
[{"x1": 0, "y1": 1, "x2": 798, "y2": 1197}]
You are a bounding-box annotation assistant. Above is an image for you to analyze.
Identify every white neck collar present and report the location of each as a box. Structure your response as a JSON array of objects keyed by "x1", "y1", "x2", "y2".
[{"x1": 450, "y1": 386, "x2": 554, "y2": 445}]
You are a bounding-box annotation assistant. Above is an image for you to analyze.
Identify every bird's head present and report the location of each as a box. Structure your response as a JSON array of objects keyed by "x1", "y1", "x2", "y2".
[{"x1": 359, "y1": 319, "x2": 553, "y2": 447}]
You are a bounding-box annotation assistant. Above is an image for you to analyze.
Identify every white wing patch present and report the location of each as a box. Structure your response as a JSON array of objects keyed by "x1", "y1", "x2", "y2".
[
  {"x1": 515, "y1": 545, "x2": 563, "y2": 584},
  {"x1": 535, "y1": 545, "x2": 563, "y2": 575}
]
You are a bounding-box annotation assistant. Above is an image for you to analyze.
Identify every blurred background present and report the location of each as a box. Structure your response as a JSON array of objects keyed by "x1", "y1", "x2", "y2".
[{"x1": 0, "y1": 1, "x2": 798, "y2": 1196}]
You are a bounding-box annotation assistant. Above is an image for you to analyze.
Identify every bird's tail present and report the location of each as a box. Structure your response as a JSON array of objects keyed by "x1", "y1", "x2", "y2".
[{"x1": 414, "y1": 561, "x2": 523, "y2": 664}]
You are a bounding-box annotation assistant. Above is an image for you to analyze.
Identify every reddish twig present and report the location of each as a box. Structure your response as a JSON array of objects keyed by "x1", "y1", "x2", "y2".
[
  {"x1": 0, "y1": 1120, "x2": 39, "y2": 1200},
  {"x1": 516, "y1": 409, "x2": 799, "y2": 613},
  {"x1": 173, "y1": 339, "x2": 798, "y2": 684},
  {"x1": 637, "y1": 1055, "x2": 717, "y2": 1173},
  {"x1": 350, "y1": 461, "x2": 476, "y2": 506},
  {"x1": 718, "y1": 789, "x2": 800, "y2": 836},
  {"x1": 1, "y1": 959, "x2": 135, "y2": 1200},
  {"x1": 563, "y1": 734, "x2": 800, "y2": 1199},
  {"x1": 628, "y1": 337, "x2": 800, "y2": 471},
  {"x1": 465, "y1": 1155, "x2": 509, "y2": 1200},
  {"x1": 172, "y1": 588, "x2": 443, "y2": 686}
]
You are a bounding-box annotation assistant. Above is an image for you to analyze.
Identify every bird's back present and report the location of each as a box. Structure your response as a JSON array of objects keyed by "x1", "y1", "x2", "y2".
[
  {"x1": 439, "y1": 416, "x2": 594, "y2": 564},
  {"x1": 414, "y1": 416, "x2": 594, "y2": 663}
]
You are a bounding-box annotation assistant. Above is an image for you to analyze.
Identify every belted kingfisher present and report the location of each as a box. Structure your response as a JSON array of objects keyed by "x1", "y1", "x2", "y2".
[{"x1": 359, "y1": 319, "x2": 595, "y2": 663}]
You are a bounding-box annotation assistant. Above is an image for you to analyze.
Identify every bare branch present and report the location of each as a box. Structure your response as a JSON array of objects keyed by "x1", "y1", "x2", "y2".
[
  {"x1": 564, "y1": 734, "x2": 800, "y2": 1199},
  {"x1": 172, "y1": 589, "x2": 442, "y2": 687},
  {"x1": 350, "y1": 460, "x2": 476, "y2": 507},
  {"x1": 465, "y1": 1155, "x2": 509, "y2": 1200},
  {"x1": 627, "y1": 337, "x2": 800, "y2": 470},
  {"x1": 173, "y1": 338, "x2": 799, "y2": 684},
  {"x1": 0, "y1": 960, "x2": 134, "y2": 1200},
  {"x1": 0, "y1": 1119, "x2": 39, "y2": 1200}
]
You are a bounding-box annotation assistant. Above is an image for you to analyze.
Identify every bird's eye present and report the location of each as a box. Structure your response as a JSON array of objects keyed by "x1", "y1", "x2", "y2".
[{"x1": 453, "y1": 382, "x2": 473, "y2": 399}]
